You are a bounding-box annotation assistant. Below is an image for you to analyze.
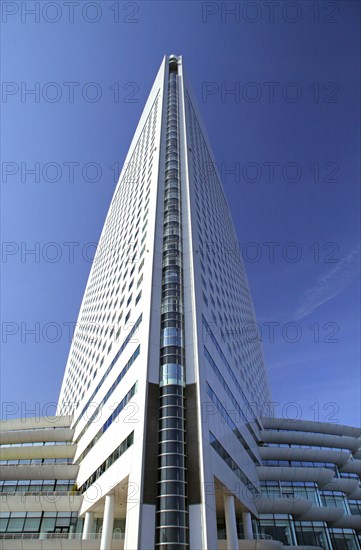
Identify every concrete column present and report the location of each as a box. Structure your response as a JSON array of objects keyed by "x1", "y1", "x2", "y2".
[
  {"x1": 100, "y1": 495, "x2": 115, "y2": 550},
  {"x1": 224, "y1": 494, "x2": 238, "y2": 550},
  {"x1": 242, "y1": 510, "x2": 253, "y2": 540},
  {"x1": 82, "y1": 511, "x2": 95, "y2": 540}
]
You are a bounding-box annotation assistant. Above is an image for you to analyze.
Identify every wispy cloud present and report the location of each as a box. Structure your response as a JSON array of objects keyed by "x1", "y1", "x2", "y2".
[{"x1": 293, "y1": 245, "x2": 360, "y2": 320}]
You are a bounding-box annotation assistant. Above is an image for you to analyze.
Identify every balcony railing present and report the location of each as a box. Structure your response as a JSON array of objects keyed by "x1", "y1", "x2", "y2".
[
  {"x1": 0, "y1": 459, "x2": 74, "y2": 465},
  {"x1": 0, "y1": 442, "x2": 74, "y2": 448},
  {"x1": 0, "y1": 490, "x2": 81, "y2": 497},
  {"x1": 0, "y1": 532, "x2": 124, "y2": 540}
]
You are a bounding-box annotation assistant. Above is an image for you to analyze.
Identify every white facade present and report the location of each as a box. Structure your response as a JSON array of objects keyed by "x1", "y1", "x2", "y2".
[
  {"x1": 0, "y1": 416, "x2": 83, "y2": 542},
  {"x1": 54, "y1": 55, "x2": 271, "y2": 548},
  {"x1": 1, "y1": 415, "x2": 360, "y2": 549}
]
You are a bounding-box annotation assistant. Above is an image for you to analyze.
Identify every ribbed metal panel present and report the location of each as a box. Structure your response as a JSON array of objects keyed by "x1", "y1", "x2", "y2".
[{"x1": 156, "y1": 58, "x2": 189, "y2": 549}]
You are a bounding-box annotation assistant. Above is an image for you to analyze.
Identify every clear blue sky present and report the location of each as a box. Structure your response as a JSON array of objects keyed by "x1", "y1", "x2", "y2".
[{"x1": 1, "y1": 1, "x2": 360, "y2": 426}]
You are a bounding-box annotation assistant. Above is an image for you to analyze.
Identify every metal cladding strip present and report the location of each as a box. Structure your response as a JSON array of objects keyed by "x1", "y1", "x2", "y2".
[
  {"x1": 258, "y1": 446, "x2": 351, "y2": 466},
  {"x1": 156, "y1": 57, "x2": 189, "y2": 548},
  {"x1": 257, "y1": 466, "x2": 335, "y2": 486},
  {"x1": 261, "y1": 416, "x2": 361, "y2": 439},
  {"x1": 259, "y1": 429, "x2": 360, "y2": 453}
]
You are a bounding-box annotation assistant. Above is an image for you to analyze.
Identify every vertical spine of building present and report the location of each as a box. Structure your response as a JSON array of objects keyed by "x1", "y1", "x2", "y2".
[{"x1": 156, "y1": 57, "x2": 189, "y2": 547}]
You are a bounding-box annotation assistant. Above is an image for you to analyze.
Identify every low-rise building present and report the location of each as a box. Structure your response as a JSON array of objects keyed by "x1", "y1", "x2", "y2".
[{"x1": 1, "y1": 415, "x2": 359, "y2": 549}]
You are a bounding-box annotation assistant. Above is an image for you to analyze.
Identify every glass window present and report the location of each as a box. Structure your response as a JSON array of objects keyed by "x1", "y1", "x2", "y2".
[
  {"x1": 329, "y1": 528, "x2": 360, "y2": 550},
  {"x1": 255, "y1": 518, "x2": 294, "y2": 545},
  {"x1": 56, "y1": 517, "x2": 71, "y2": 528},
  {"x1": 40, "y1": 517, "x2": 56, "y2": 533},
  {"x1": 320, "y1": 492, "x2": 348, "y2": 511},
  {"x1": 7, "y1": 514, "x2": 26, "y2": 533},
  {"x1": 3, "y1": 482, "x2": 17, "y2": 493},
  {"x1": 161, "y1": 327, "x2": 183, "y2": 347},
  {"x1": 0, "y1": 515, "x2": 9, "y2": 533},
  {"x1": 24, "y1": 514, "x2": 41, "y2": 532},
  {"x1": 349, "y1": 501, "x2": 361, "y2": 515},
  {"x1": 295, "y1": 522, "x2": 331, "y2": 549}
]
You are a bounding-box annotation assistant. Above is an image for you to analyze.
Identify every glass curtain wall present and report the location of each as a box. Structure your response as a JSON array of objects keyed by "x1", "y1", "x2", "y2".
[{"x1": 156, "y1": 57, "x2": 188, "y2": 549}]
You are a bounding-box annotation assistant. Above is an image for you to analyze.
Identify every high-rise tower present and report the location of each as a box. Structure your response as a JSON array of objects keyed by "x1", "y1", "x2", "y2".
[
  {"x1": 57, "y1": 55, "x2": 271, "y2": 549},
  {"x1": 1, "y1": 55, "x2": 359, "y2": 550}
]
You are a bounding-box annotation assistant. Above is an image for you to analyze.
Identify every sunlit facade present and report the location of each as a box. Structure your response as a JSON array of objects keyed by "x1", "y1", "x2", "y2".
[{"x1": 55, "y1": 54, "x2": 271, "y2": 549}]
